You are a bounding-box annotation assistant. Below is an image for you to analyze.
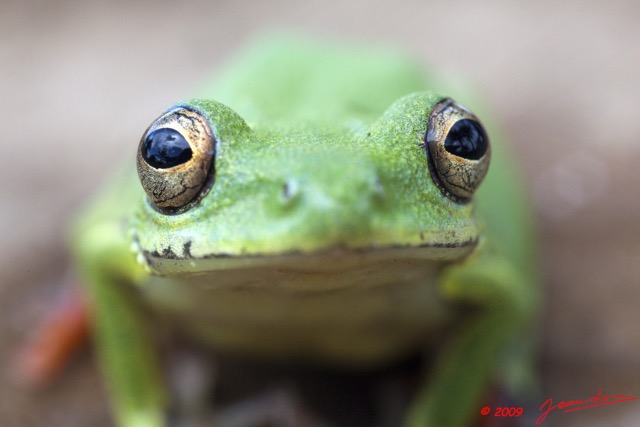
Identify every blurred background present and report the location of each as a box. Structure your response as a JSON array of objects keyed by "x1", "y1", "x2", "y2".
[{"x1": 1, "y1": 1, "x2": 639, "y2": 426}]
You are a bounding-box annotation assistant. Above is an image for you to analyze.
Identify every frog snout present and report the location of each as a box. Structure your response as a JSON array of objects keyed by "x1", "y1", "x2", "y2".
[
  {"x1": 277, "y1": 167, "x2": 387, "y2": 221},
  {"x1": 261, "y1": 147, "x2": 393, "y2": 242}
]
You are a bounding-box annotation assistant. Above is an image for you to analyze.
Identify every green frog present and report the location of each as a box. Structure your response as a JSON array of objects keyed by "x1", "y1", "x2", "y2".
[{"x1": 68, "y1": 37, "x2": 538, "y2": 427}]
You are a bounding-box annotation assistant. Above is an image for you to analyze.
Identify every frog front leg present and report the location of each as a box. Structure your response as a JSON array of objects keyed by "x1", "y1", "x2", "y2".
[
  {"x1": 75, "y1": 221, "x2": 168, "y2": 427},
  {"x1": 405, "y1": 255, "x2": 537, "y2": 427}
]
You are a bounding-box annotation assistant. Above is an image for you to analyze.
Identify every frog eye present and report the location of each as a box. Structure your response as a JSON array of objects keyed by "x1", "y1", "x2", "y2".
[
  {"x1": 425, "y1": 99, "x2": 490, "y2": 201},
  {"x1": 137, "y1": 107, "x2": 215, "y2": 211}
]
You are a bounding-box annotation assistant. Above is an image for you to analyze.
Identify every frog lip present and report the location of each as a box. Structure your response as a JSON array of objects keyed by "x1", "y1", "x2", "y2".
[
  {"x1": 201, "y1": 238, "x2": 479, "y2": 258},
  {"x1": 137, "y1": 237, "x2": 479, "y2": 274}
]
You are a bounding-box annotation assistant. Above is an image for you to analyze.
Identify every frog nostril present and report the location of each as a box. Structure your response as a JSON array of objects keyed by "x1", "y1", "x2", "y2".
[
  {"x1": 281, "y1": 179, "x2": 300, "y2": 202},
  {"x1": 372, "y1": 176, "x2": 385, "y2": 195}
]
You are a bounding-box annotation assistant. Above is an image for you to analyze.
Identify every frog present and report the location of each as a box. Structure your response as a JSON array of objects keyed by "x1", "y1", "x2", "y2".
[{"x1": 66, "y1": 36, "x2": 539, "y2": 427}]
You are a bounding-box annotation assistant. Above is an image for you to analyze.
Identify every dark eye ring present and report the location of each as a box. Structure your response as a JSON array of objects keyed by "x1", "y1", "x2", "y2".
[
  {"x1": 136, "y1": 107, "x2": 215, "y2": 211},
  {"x1": 425, "y1": 99, "x2": 490, "y2": 201}
]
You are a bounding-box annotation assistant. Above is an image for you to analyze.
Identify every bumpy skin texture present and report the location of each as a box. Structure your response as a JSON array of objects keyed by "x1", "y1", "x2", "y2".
[
  {"x1": 72, "y1": 36, "x2": 538, "y2": 427},
  {"x1": 133, "y1": 94, "x2": 478, "y2": 259}
]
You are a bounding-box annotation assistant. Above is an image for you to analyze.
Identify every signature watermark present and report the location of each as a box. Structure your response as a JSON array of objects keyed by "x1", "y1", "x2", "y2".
[
  {"x1": 536, "y1": 388, "x2": 637, "y2": 424},
  {"x1": 479, "y1": 388, "x2": 638, "y2": 424}
]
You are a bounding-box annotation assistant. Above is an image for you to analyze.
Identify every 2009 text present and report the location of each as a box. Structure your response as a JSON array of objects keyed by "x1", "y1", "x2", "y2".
[{"x1": 479, "y1": 406, "x2": 523, "y2": 417}]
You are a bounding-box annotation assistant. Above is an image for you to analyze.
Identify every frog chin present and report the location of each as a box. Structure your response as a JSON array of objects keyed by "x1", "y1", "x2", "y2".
[{"x1": 138, "y1": 237, "x2": 479, "y2": 278}]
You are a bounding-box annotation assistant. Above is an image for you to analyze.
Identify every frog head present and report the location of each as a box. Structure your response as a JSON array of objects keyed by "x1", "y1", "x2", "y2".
[{"x1": 131, "y1": 93, "x2": 490, "y2": 275}]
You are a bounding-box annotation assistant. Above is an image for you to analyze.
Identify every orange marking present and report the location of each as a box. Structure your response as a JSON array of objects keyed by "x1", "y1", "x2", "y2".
[{"x1": 14, "y1": 288, "x2": 90, "y2": 388}]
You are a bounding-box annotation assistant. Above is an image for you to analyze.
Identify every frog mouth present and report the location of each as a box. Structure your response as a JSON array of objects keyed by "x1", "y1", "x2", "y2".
[{"x1": 136, "y1": 236, "x2": 479, "y2": 276}]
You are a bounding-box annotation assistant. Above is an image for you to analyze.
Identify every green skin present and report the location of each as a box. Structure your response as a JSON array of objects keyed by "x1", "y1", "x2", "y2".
[{"x1": 73, "y1": 37, "x2": 539, "y2": 427}]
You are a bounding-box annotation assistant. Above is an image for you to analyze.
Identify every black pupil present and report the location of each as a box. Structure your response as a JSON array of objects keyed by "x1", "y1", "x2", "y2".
[
  {"x1": 444, "y1": 119, "x2": 487, "y2": 160},
  {"x1": 142, "y1": 128, "x2": 193, "y2": 169}
]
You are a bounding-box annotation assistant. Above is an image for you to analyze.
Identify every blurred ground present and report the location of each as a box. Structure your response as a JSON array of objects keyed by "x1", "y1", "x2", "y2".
[{"x1": 1, "y1": 1, "x2": 640, "y2": 426}]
